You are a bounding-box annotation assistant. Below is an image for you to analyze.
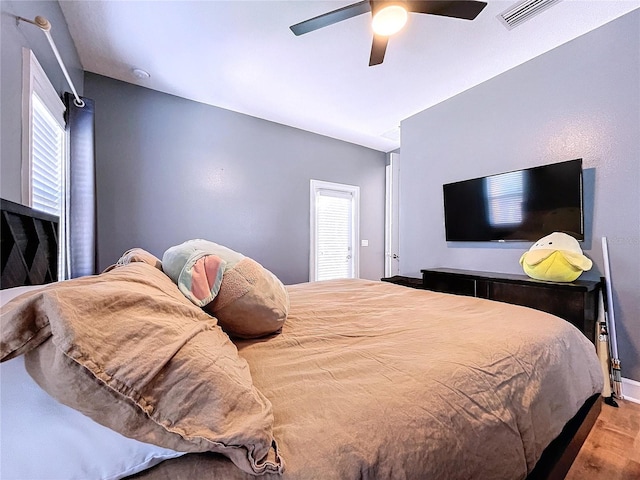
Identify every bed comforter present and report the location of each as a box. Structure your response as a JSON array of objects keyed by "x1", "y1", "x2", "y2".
[{"x1": 131, "y1": 278, "x2": 602, "y2": 480}]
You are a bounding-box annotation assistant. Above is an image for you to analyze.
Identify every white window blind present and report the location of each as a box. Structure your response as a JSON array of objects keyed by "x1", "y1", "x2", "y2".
[
  {"x1": 31, "y1": 93, "x2": 64, "y2": 216},
  {"x1": 316, "y1": 190, "x2": 352, "y2": 281},
  {"x1": 22, "y1": 48, "x2": 66, "y2": 217}
]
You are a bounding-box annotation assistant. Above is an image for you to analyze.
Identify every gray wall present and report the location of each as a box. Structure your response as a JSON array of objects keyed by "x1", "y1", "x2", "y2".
[
  {"x1": 1, "y1": 0, "x2": 83, "y2": 202},
  {"x1": 399, "y1": 11, "x2": 640, "y2": 381},
  {"x1": 84, "y1": 73, "x2": 386, "y2": 285}
]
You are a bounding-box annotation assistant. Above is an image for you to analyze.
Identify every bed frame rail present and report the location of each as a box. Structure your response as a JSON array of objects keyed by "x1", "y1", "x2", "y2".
[{"x1": 527, "y1": 393, "x2": 602, "y2": 480}]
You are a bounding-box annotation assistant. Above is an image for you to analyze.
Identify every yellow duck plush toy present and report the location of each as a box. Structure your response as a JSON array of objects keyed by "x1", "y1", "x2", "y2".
[{"x1": 519, "y1": 232, "x2": 592, "y2": 282}]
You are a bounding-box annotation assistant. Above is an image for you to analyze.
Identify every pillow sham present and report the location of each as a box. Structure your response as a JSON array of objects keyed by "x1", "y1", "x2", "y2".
[
  {"x1": 1, "y1": 286, "x2": 51, "y2": 362},
  {"x1": 163, "y1": 239, "x2": 289, "y2": 338},
  {"x1": 0, "y1": 263, "x2": 283, "y2": 476}
]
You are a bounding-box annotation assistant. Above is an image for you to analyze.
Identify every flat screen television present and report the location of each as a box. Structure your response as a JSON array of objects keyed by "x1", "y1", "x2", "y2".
[{"x1": 443, "y1": 159, "x2": 584, "y2": 242}]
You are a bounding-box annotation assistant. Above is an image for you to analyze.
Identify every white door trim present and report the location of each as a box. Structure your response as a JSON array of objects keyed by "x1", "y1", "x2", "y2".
[
  {"x1": 385, "y1": 153, "x2": 400, "y2": 277},
  {"x1": 310, "y1": 179, "x2": 360, "y2": 282}
]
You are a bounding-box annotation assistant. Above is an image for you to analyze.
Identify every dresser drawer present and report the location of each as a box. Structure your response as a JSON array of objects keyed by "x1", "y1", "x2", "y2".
[
  {"x1": 422, "y1": 272, "x2": 475, "y2": 297},
  {"x1": 421, "y1": 268, "x2": 599, "y2": 343}
]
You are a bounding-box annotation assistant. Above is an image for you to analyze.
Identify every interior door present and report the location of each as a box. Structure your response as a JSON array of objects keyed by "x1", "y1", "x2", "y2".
[{"x1": 385, "y1": 153, "x2": 400, "y2": 277}]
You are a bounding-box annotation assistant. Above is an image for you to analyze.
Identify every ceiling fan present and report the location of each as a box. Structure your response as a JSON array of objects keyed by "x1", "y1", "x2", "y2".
[{"x1": 290, "y1": 1, "x2": 488, "y2": 66}]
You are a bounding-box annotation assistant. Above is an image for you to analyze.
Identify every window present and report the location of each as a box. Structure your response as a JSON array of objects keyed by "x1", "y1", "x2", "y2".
[
  {"x1": 22, "y1": 49, "x2": 67, "y2": 279},
  {"x1": 310, "y1": 180, "x2": 360, "y2": 282},
  {"x1": 22, "y1": 48, "x2": 66, "y2": 217}
]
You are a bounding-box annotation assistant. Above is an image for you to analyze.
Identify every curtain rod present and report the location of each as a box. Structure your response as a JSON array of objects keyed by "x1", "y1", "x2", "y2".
[{"x1": 17, "y1": 15, "x2": 85, "y2": 108}]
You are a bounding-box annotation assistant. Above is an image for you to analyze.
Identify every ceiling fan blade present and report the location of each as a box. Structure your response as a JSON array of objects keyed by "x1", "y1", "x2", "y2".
[
  {"x1": 406, "y1": 1, "x2": 487, "y2": 20},
  {"x1": 369, "y1": 34, "x2": 389, "y2": 66},
  {"x1": 290, "y1": 0, "x2": 372, "y2": 36}
]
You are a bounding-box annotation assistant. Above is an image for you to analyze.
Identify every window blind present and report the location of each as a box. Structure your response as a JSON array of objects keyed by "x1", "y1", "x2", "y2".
[
  {"x1": 316, "y1": 190, "x2": 352, "y2": 281},
  {"x1": 31, "y1": 93, "x2": 64, "y2": 217}
]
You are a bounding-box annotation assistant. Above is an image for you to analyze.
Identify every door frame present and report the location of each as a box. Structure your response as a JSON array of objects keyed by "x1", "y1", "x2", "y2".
[
  {"x1": 385, "y1": 153, "x2": 400, "y2": 277},
  {"x1": 309, "y1": 179, "x2": 360, "y2": 282}
]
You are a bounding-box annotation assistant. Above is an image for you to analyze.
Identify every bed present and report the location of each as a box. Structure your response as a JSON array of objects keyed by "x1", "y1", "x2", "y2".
[{"x1": 0, "y1": 199, "x2": 603, "y2": 480}]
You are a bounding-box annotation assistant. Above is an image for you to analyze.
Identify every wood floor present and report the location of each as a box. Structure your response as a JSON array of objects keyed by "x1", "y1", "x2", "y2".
[{"x1": 566, "y1": 398, "x2": 640, "y2": 479}]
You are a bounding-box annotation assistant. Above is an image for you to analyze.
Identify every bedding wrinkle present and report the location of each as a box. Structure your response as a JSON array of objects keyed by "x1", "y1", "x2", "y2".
[
  {"x1": 1, "y1": 290, "x2": 53, "y2": 360},
  {"x1": 71, "y1": 320, "x2": 214, "y2": 394},
  {"x1": 446, "y1": 360, "x2": 522, "y2": 432}
]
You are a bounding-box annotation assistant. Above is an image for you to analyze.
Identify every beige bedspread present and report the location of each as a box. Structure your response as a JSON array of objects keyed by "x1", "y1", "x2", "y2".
[{"x1": 131, "y1": 279, "x2": 602, "y2": 480}]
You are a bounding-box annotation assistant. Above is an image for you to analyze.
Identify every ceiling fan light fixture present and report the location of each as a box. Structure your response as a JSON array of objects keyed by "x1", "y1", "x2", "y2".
[{"x1": 372, "y1": 5, "x2": 408, "y2": 36}]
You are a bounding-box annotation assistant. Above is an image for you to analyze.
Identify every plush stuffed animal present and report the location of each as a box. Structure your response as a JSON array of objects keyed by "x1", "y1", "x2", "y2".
[
  {"x1": 519, "y1": 232, "x2": 592, "y2": 282},
  {"x1": 162, "y1": 239, "x2": 289, "y2": 338}
]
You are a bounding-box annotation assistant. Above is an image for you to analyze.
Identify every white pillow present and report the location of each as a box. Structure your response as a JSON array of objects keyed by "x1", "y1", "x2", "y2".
[{"x1": 0, "y1": 285, "x2": 185, "y2": 480}]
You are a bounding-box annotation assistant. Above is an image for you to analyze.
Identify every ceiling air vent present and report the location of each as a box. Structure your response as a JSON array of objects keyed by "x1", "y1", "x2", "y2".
[{"x1": 498, "y1": 0, "x2": 563, "y2": 30}]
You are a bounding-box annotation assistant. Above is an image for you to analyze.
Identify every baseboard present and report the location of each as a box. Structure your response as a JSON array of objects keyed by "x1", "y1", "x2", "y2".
[{"x1": 622, "y1": 377, "x2": 640, "y2": 404}]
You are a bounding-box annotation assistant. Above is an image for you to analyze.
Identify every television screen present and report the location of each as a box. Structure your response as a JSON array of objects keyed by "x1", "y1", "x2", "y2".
[{"x1": 443, "y1": 159, "x2": 584, "y2": 242}]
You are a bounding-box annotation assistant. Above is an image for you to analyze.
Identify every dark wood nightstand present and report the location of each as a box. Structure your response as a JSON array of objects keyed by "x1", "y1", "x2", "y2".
[{"x1": 380, "y1": 275, "x2": 424, "y2": 289}]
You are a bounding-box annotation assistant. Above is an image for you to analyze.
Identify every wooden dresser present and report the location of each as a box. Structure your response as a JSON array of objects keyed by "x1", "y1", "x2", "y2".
[{"x1": 419, "y1": 268, "x2": 600, "y2": 343}]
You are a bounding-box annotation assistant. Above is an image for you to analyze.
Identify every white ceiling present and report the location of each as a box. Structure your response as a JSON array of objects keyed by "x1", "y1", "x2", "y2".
[{"x1": 58, "y1": 0, "x2": 638, "y2": 152}]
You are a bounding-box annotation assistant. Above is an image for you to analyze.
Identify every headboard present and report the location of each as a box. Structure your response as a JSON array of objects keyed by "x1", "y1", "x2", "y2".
[{"x1": 1, "y1": 198, "x2": 59, "y2": 289}]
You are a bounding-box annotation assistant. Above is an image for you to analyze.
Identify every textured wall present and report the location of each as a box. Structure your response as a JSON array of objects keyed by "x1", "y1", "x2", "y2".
[
  {"x1": 1, "y1": 0, "x2": 83, "y2": 203},
  {"x1": 400, "y1": 11, "x2": 639, "y2": 381},
  {"x1": 84, "y1": 74, "x2": 386, "y2": 285}
]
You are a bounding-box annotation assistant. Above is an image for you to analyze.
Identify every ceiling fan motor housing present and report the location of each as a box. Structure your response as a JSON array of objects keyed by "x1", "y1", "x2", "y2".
[{"x1": 290, "y1": 0, "x2": 488, "y2": 66}]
